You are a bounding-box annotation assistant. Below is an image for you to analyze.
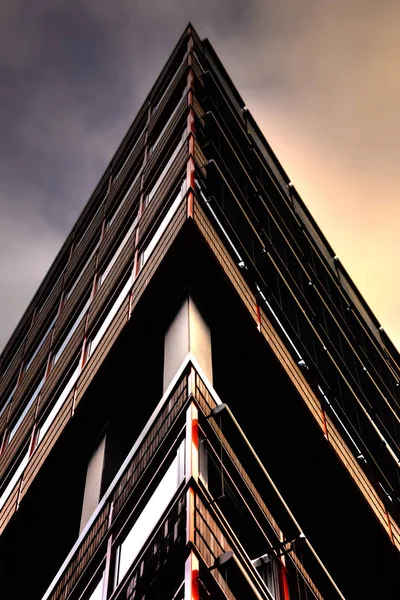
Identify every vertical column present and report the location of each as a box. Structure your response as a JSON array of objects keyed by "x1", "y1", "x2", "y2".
[
  {"x1": 102, "y1": 502, "x2": 114, "y2": 600},
  {"x1": 79, "y1": 434, "x2": 106, "y2": 533},
  {"x1": 163, "y1": 296, "x2": 212, "y2": 394}
]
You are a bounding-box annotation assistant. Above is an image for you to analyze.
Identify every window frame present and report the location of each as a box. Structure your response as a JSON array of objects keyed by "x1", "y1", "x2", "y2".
[
  {"x1": 0, "y1": 442, "x2": 30, "y2": 511},
  {"x1": 0, "y1": 377, "x2": 18, "y2": 419},
  {"x1": 7, "y1": 368, "x2": 46, "y2": 444},
  {"x1": 114, "y1": 124, "x2": 146, "y2": 181},
  {"x1": 148, "y1": 86, "x2": 187, "y2": 156},
  {"x1": 23, "y1": 309, "x2": 58, "y2": 374},
  {"x1": 145, "y1": 130, "x2": 186, "y2": 206},
  {"x1": 36, "y1": 356, "x2": 81, "y2": 450},
  {"x1": 52, "y1": 293, "x2": 91, "y2": 367},
  {"x1": 99, "y1": 213, "x2": 138, "y2": 289},
  {"x1": 106, "y1": 165, "x2": 143, "y2": 232},
  {"x1": 141, "y1": 180, "x2": 186, "y2": 268},
  {"x1": 87, "y1": 270, "x2": 133, "y2": 360},
  {"x1": 65, "y1": 237, "x2": 100, "y2": 302},
  {"x1": 113, "y1": 439, "x2": 186, "y2": 589}
]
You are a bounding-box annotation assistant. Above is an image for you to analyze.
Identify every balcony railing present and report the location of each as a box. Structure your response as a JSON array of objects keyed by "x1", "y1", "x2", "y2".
[
  {"x1": 41, "y1": 355, "x2": 333, "y2": 600},
  {"x1": 43, "y1": 365, "x2": 190, "y2": 600}
]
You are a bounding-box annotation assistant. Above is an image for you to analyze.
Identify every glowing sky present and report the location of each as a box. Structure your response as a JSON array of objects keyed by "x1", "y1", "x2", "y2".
[{"x1": 0, "y1": 0, "x2": 399, "y2": 353}]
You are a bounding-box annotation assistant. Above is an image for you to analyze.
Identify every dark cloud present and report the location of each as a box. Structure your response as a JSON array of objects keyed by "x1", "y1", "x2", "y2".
[{"x1": 0, "y1": 0, "x2": 399, "y2": 350}]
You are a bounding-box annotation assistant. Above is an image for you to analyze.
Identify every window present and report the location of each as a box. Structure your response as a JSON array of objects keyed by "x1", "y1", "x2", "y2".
[
  {"x1": 107, "y1": 167, "x2": 142, "y2": 231},
  {"x1": 8, "y1": 371, "x2": 46, "y2": 443},
  {"x1": 115, "y1": 441, "x2": 185, "y2": 587},
  {"x1": 99, "y1": 216, "x2": 138, "y2": 288},
  {"x1": 74, "y1": 203, "x2": 103, "y2": 250},
  {"x1": 252, "y1": 555, "x2": 283, "y2": 600},
  {"x1": 1, "y1": 356, "x2": 16, "y2": 380},
  {"x1": 0, "y1": 378, "x2": 18, "y2": 419},
  {"x1": 195, "y1": 179, "x2": 245, "y2": 265},
  {"x1": 36, "y1": 249, "x2": 70, "y2": 316},
  {"x1": 52, "y1": 295, "x2": 91, "y2": 366},
  {"x1": 149, "y1": 89, "x2": 187, "y2": 156},
  {"x1": 24, "y1": 311, "x2": 57, "y2": 373},
  {"x1": 145, "y1": 131, "x2": 186, "y2": 205},
  {"x1": 65, "y1": 239, "x2": 100, "y2": 302},
  {"x1": 152, "y1": 52, "x2": 187, "y2": 113},
  {"x1": 1, "y1": 352, "x2": 18, "y2": 379},
  {"x1": 0, "y1": 445, "x2": 29, "y2": 511},
  {"x1": 141, "y1": 182, "x2": 185, "y2": 267},
  {"x1": 37, "y1": 290, "x2": 61, "y2": 320},
  {"x1": 88, "y1": 275, "x2": 132, "y2": 358},
  {"x1": 114, "y1": 127, "x2": 145, "y2": 180},
  {"x1": 1, "y1": 322, "x2": 31, "y2": 378},
  {"x1": 80, "y1": 574, "x2": 104, "y2": 600},
  {"x1": 37, "y1": 360, "x2": 80, "y2": 447},
  {"x1": 198, "y1": 436, "x2": 274, "y2": 579}
]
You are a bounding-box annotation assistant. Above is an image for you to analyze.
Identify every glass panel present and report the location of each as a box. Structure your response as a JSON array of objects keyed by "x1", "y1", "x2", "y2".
[
  {"x1": 115, "y1": 129, "x2": 145, "y2": 180},
  {"x1": 8, "y1": 372, "x2": 45, "y2": 443},
  {"x1": 24, "y1": 313, "x2": 57, "y2": 373},
  {"x1": 99, "y1": 217, "x2": 137, "y2": 287},
  {"x1": 53, "y1": 296, "x2": 91, "y2": 366},
  {"x1": 147, "y1": 133, "x2": 186, "y2": 205},
  {"x1": 1, "y1": 349, "x2": 20, "y2": 379},
  {"x1": 152, "y1": 53, "x2": 187, "y2": 113},
  {"x1": 85, "y1": 577, "x2": 103, "y2": 600},
  {"x1": 37, "y1": 364, "x2": 80, "y2": 446},
  {"x1": 204, "y1": 46, "x2": 243, "y2": 118},
  {"x1": 0, "y1": 379, "x2": 18, "y2": 418},
  {"x1": 246, "y1": 119, "x2": 289, "y2": 196},
  {"x1": 141, "y1": 184, "x2": 185, "y2": 267},
  {"x1": 150, "y1": 92, "x2": 186, "y2": 155},
  {"x1": 1, "y1": 323, "x2": 30, "y2": 378},
  {"x1": 75, "y1": 203, "x2": 102, "y2": 249},
  {"x1": 89, "y1": 275, "x2": 132, "y2": 358},
  {"x1": 195, "y1": 180, "x2": 243, "y2": 264},
  {"x1": 66, "y1": 240, "x2": 99, "y2": 301},
  {"x1": 116, "y1": 442, "x2": 185, "y2": 586},
  {"x1": 107, "y1": 167, "x2": 142, "y2": 231},
  {"x1": 0, "y1": 448, "x2": 29, "y2": 510},
  {"x1": 253, "y1": 557, "x2": 282, "y2": 600}
]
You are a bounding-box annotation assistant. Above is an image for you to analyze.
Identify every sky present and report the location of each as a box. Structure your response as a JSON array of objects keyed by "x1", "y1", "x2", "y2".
[{"x1": 0, "y1": 0, "x2": 399, "y2": 354}]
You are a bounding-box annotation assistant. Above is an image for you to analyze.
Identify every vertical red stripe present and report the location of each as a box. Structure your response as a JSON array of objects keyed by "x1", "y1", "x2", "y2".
[
  {"x1": 280, "y1": 561, "x2": 291, "y2": 600},
  {"x1": 184, "y1": 551, "x2": 199, "y2": 600},
  {"x1": 187, "y1": 191, "x2": 194, "y2": 219}
]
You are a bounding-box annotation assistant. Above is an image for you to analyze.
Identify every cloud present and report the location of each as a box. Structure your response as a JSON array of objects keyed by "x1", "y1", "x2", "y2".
[{"x1": 0, "y1": 0, "x2": 398, "y2": 352}]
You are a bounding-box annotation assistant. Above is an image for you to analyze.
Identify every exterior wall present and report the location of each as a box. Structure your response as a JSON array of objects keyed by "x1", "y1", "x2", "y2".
[
  {"x1": 163, "y1": 296, "x2": 212, "y2": 393},
  {"x1": 40, "y1": 363, "x2": 334, "y2": 600},
  {"x1": 79, "y1": 435, "x2": 106, "y2": 533}
]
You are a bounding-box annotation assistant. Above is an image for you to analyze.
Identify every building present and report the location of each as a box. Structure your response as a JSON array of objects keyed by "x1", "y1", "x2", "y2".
[{"x1": 0, "y1": 23, "x2": 399, "y2": 599}]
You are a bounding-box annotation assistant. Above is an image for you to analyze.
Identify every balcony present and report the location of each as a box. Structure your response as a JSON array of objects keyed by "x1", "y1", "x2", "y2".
[{"x1": 41, "y1": 359, "x2": 331, "y2": 600}]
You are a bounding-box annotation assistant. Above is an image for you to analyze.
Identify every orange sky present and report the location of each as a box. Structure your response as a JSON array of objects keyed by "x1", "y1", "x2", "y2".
[{"x1": 205, "y1": 1, "x2": 400, "y2": 351}]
